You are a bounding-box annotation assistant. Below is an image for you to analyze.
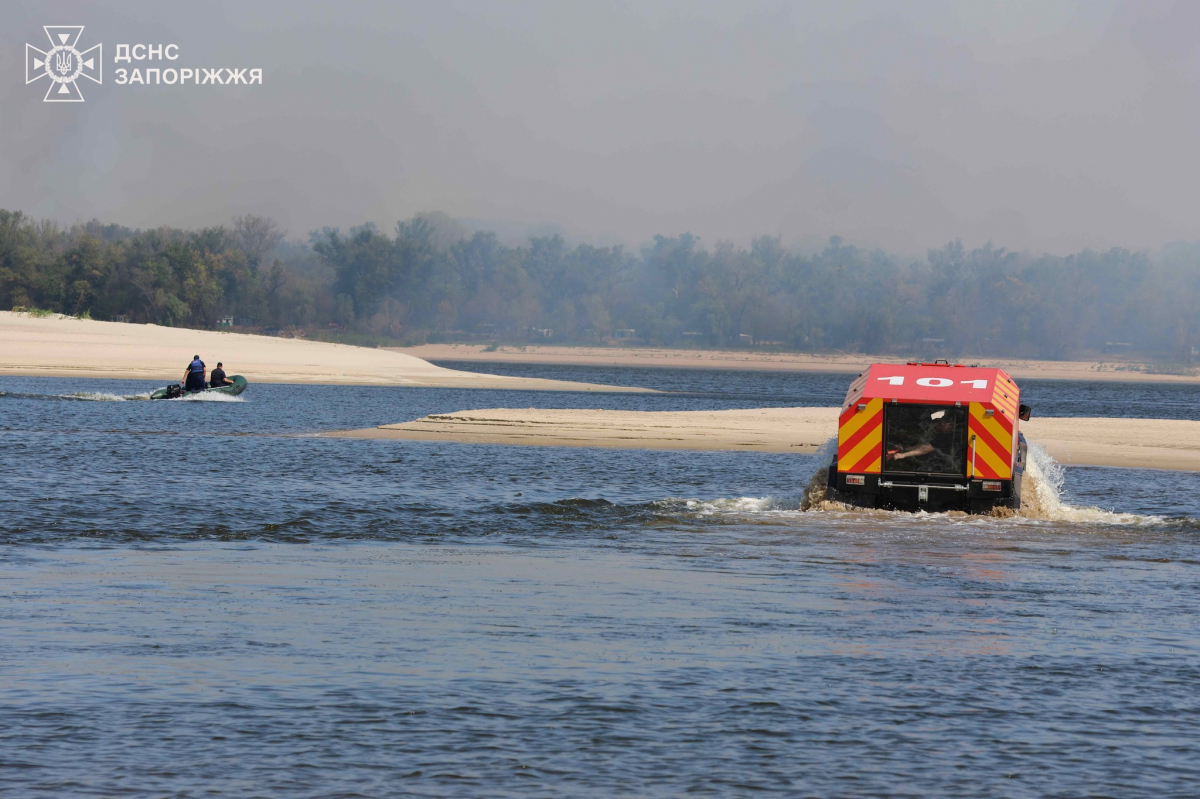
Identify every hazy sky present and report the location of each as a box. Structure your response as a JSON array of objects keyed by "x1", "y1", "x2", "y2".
[{"x1": 4, "y1": 0, "x2": 1200, "y2": 253}]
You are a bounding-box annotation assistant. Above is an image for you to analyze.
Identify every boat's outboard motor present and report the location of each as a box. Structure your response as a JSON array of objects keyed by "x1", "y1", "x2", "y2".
[{"x1": 165, "y1": 384, "x2": 183, "y2": 399}]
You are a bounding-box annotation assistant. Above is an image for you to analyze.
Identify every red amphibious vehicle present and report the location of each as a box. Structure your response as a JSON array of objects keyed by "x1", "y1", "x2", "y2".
[{"x1": 826, "y1": 361, "x2": 1031, "y2": 513}]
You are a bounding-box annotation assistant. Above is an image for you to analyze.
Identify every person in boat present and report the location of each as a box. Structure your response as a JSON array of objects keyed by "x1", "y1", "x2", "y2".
[
  {"x1": 209, "y1": 362, "x2": 231, "y2": 388},
  {"x1": 182, "y1": 355, "x2": 206, "y2": 392}
]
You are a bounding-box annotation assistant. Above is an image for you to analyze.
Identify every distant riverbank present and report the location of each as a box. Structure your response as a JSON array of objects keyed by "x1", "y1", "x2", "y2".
[{"x1": 392, "y1": 344, "x2": 1200, "y2": 384}]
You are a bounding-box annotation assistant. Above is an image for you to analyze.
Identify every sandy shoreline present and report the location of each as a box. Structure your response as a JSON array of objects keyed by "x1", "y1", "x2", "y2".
[
  {"x1": 8, "y1": 313, "x2": 1197, "y2": 470},
  {"x1": 393, "y1": 344, "x2": 1200, "y2": 384},
  {"x1": 328, "y1": 408, "x2": 1200, "y2": 472},
  {"x1": 0, "y1": 313, "x2": 647, "y2": 393},
  {"x1": 9, "y1": 313, "x2": 1191, "y2": 394}
]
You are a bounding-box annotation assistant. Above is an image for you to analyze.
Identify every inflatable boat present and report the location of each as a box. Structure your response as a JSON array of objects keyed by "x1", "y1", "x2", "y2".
[{"x1": 150, "y1": 375, "x2": 248, "y2": 400}]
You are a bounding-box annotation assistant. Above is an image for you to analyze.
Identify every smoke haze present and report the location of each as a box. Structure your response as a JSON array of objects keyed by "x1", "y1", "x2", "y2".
[{"x1": 4, "y1": 0, "x2": 1200, "y2": 253}]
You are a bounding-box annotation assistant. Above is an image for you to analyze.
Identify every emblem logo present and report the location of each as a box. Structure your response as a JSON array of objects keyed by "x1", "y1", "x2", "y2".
[{"x1": 26, "y1": 26, "x2": 102, "y2": 102}]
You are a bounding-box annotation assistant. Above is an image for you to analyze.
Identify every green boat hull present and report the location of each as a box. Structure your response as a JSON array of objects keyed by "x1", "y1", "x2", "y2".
[{"x1": 150, "y1": 375, "x2": 248, "y2": 400}]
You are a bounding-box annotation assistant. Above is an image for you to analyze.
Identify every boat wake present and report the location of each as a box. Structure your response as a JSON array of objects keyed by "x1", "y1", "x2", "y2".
[
  {"x1": 0, "y1": 390, "x2": 244, "y2": 403},
  {"x1": 65, "y1": 391, "x2": 152, "y2": 401},
  {"x1": 1017, "y1": 442, "x2": 1158, "y2": 524},
  {"x1": 0, "y1": 390, "x2": 151, "y2": 402},
  {"x1": 680, "y1": 495, "x2": 798, "y2": 516}
]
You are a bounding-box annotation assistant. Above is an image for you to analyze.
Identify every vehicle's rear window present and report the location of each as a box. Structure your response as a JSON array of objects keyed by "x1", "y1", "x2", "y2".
[{"x1": 882, "y1": 404, "x2": 968, "y2": 475}]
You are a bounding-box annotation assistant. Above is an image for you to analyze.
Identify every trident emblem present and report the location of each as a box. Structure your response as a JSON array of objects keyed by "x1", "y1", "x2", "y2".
[{"x1": 25, "y1": 26, "x2": 102, "y2": 102}]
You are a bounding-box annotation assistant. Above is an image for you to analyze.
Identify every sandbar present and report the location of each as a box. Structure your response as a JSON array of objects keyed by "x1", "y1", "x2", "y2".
[
  {"x1": 329, "y1": 408, "x2": 1200, "y2": 472},
  {"x1": 0, "y1": 312, "x2": 646, "y2": 392},
  {"x1": 333, "y1": 407, "x2": 840, "y2": 453},
  {"x1": 394, "y1": 344, "x2": 1200, "y2": 384}
]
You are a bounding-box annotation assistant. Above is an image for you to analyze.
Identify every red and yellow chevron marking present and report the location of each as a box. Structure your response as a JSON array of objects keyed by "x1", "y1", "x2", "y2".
[
  {"x1": 990, "y1": 377, "x2": 1019, "y2": 422},
  {"x1": 838, "y1": 397, "x2": 883, "y2": 474},
  {"x1": 968, "y1": 402, "x2": 1014, "y2": 479}
]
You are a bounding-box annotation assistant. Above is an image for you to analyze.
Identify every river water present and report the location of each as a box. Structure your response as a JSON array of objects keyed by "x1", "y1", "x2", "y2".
[{"x1": 2, "y1": 368, "x2": 1198, "y2": 797}]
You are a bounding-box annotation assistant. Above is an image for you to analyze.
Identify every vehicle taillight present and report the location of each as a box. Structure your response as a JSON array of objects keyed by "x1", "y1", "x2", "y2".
[
  {"x1": 982, "y1": 480, "x2": 1002, "y2": 492},
  {"x1": 846, "y1": 475, "x2": 866, "y2": 486}
]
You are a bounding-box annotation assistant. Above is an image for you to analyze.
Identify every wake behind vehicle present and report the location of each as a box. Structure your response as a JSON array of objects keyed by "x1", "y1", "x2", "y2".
[
  {"x1": 151, "y1": 375, "x2": 248, "y2": 400},
  {"x1": 826, "y1": 362, "x2": 1030, "y2": 513}
]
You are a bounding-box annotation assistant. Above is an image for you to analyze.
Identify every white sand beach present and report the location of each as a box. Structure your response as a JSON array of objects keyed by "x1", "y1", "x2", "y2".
[{"x1": 0, "y1": 312, "x2": 647, "y2": 392}]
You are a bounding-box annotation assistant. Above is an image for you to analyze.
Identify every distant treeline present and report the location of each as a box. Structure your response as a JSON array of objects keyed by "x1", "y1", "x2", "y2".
[{"x1": 2, "y1": 208, "x2": 1198, "y2": 362}]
